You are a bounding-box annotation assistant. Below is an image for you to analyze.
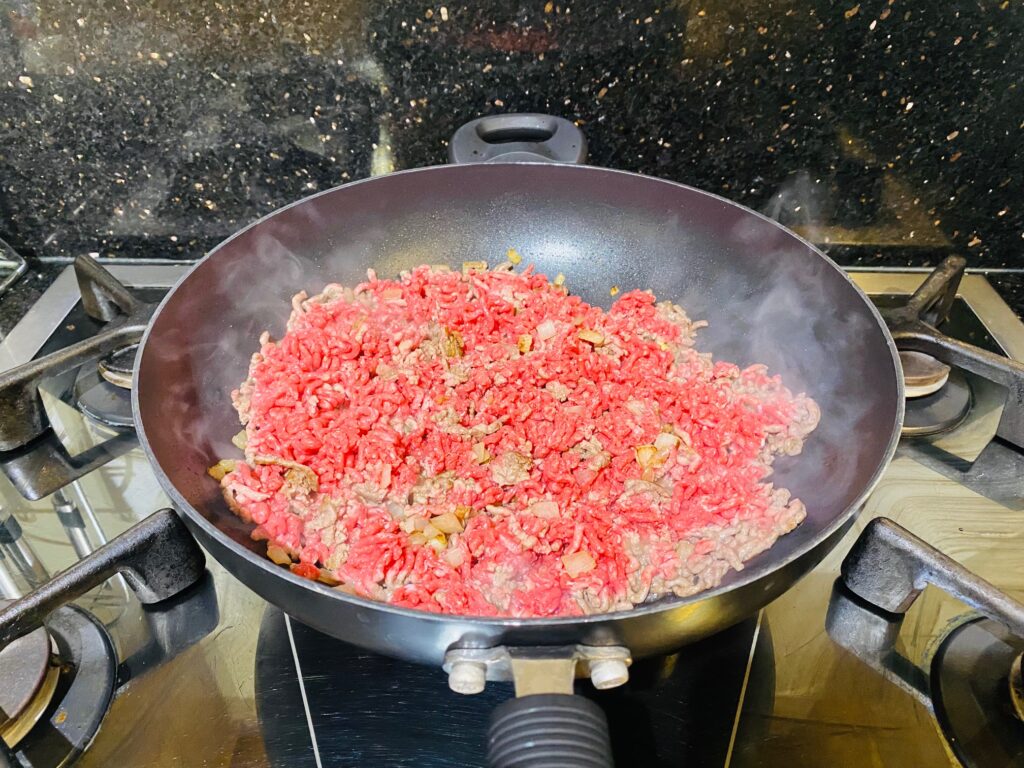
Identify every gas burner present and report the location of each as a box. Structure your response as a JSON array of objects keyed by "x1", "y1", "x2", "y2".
[
  {"x1": 0, "y1": 256, "x2": 157, "y2": 499},
  {"x1": 73, "y1": 364, "x2": 134, "y2": 430},
  {"x1": 1011, "y1": 653, "x2": 1024, "y2": 720},
  {"x1": 883, "y1": 255, "x2": 1024, "y2": 452},
  {"x1": 0, "y1": 254, "x2": 154, "y2": 450},
  {"x1": 931, "y1": 617, "x2": 1024, "y2": 768},
  {"x1": 2, "y1": 605, "x2": 116, "y2": 767},
  {"x1": 0, "y1": 608, "x2": 57, "y2": 749},
  {"x1": 1, "y1": 654, "x2": 59, "y2": 751},
  {"x1": 900, "y1": 350, "x2": 951, "y2": 398},
  {"x1": 97, "y1": 344, "x2": 138, "y2": 390},
  {"x1": 902, "y1": 367, "x2": 972, "y2": 437},
  {"x1": 899, "y1": 346, "x2": 973, "y2": 438}
]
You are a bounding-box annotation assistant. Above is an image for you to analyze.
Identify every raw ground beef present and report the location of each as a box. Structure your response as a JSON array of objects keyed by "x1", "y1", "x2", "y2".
[{"x1": 212, "y1": 258, "x2": 819, "y2": 617}]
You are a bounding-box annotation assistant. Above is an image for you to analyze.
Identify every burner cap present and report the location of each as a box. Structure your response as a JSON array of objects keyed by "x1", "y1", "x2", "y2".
[
  {"x1": 97, "y1": 343, "x2": 138, "y2": 390},
  {"x1": 1011, "y1": 653, "x2": 1024, "y2": 722},
  {"x1": 6, "y1": 606, "x2": 116, "y2": 767},
  {"x1": 902, "y1": 368, "x2": 971, "y2": 438},
  {"x1": 1, "y1": 665, "x2": 59, "y2": 749},
  {"x1": 0, "y1": 605, "x2": 52, "y2": 734},
  {"x1": 900, "y1": 350, "x2": 951, "y2": 398},
  {"x1": 73, "y1": 364, "x2": 134, "y2": 429},
  {"x1": 931, "y1": 617, "x2": 1024, "y2": 768}
]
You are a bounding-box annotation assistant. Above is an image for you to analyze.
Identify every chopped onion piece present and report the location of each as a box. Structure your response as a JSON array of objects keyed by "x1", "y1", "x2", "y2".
[
  {"x1": 536, "y1": 320, "x2": 557, "y2": 341},
  {"x1": 444, "y1": 328, "x2": 465, "y2": 358},
  {"x1": 554, "y1": 272, "x2": 566, "y2": 286},
  {"x1": 432, "y1": 512, "x2": 464, "y2": 534},
  {"x1": 517, "y1": 334, "x2": 533, "y2": 353},
  {"x1": 506, "y1": 248, "x2": 522, "y2": 265},
  {"x1": 421, "y1": 523, "x2": 442, "y2": 540},
  {"x1": 445, "y1": 548, "x2": 466, "y2": 567},
  {"x1": 317, "y1": 569, "x2": 341, "y2": 586},
  {"x1": 654, "y1": 431, "x2": 680, "y2": 453},
  {"x1": 207, "y1": 459, "x2": 237, "y2": 481},
  {"x1": 231, "y1": 430, "x2": 247, "y2": 451},
  {"x1": 471, "y1": 442, "x2": 491, "y2": 464},
  {"x1": 578, "y1": 329, "x2": 604, "y2": 346},
  {"x1": 634, "y1": 444, "x2": 660, "y2": 468},
  {"x1": 462, "y1": 260, "x2": 487, "y2": 273},
  {"x1": 561, "y1": 551, "x2": 596, "y2": 577},
  {"x1": 267, "y1": 544, "x2": 293, "y2": 566}
]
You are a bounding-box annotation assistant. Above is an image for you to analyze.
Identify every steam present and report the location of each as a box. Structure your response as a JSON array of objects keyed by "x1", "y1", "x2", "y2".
[
  {"x1": 760, "y1": 170, "x2": 825, "y2": 247},
  {"x1": 679, "y1": 210, "x2": 895, "y2": 521}
]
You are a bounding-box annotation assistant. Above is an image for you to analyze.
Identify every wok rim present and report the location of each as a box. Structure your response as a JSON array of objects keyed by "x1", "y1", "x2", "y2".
[{"x1": 133, "y1": 161, "x2": 906, "y2": 628}]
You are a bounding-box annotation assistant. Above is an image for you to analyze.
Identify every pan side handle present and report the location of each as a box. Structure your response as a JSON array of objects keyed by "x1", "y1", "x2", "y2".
[
  {"x1": 489, "y1": 693, "x2": 612, "y2": 768},
  {"x1": 446, "y1": 645, "x2": 624, "y2": 767},
  {"x1": 0, "y1": 509, "x2": 205, "y2": 647},
  {"x1": 448, "y1": 114, "x2": 588, "y2": 165}
]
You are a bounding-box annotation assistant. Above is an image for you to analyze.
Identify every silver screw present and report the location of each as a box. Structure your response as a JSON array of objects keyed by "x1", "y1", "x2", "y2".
[
  {"x1": 590, "y1": 658, "x2": 629, "y2": 690},
  {"x1": 448, "y1": 661, "x2": 487, "y2": 695}
]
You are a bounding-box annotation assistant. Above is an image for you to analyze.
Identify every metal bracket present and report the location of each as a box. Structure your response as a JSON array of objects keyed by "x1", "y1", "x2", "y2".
[{"x1": 443, "y1": 645, "x2": 632, "y2": 696}]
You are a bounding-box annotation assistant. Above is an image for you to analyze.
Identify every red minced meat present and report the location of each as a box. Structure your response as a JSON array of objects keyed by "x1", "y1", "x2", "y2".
[{"x1": 214, "y1": 261, "x2": 819, "y2": 617}]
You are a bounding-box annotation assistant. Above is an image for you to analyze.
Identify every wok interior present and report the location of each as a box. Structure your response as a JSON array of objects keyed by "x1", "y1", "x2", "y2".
[{"x1": 136, "y1": 163, "x2": 901, "y2": 605}]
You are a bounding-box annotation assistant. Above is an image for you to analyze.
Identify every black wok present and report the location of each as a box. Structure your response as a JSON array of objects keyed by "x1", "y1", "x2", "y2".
[{"x1": 8, "y1": 115, "x2": 907, "y2": 766}]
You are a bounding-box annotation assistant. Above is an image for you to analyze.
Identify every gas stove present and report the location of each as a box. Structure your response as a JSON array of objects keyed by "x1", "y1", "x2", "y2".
[{"x1": 0, "y1": 258, "x2": 1021, "y2": 767}]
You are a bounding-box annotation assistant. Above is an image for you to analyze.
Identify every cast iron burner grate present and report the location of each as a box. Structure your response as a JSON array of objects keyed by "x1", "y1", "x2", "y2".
[
  {"x1": 0, "y1": 510, "x2": 210, "y2": 765},
  {"x1": 882, "y1": 256, "x2": 1024, "y2": 448},
  {"x1": 0, "y1": 256, "x2": 159, "y2": 500},
  {"x1": 0, "y1": 573, "x2": 219, "y2": 768},
  {"x1": 827, "y1": 519, "x2": 1024, "y2": 768}
]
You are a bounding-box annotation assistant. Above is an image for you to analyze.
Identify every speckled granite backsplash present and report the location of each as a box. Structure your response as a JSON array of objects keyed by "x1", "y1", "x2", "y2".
[{"x1": 0, "y1": 2, "x2": 1020, "y2": 285}]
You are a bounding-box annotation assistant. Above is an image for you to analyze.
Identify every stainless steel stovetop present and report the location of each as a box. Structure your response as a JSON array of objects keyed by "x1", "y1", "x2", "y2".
[{"x1": 0, "y1": 262, "x2": 1022, "y2": 767}]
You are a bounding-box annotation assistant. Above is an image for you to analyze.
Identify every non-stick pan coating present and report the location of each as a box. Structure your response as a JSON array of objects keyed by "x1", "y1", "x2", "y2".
[{"x1": 134, "y1": 163, "x2": 902, "y2": 664}]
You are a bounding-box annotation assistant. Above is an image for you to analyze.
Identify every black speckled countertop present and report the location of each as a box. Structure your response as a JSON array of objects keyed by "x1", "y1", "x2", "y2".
[
  {"x1": 988, "y1": 272, "x2": 1024, "y2": 316},
  {"x1": 0, "y1": 0, "x2": 1021, "y2": 332}
]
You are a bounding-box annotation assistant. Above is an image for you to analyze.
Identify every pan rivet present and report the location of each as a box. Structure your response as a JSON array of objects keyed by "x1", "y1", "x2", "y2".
[
  {"x1": 590, "y1": 658, "x2": 629, "y2": 690},
  {"x1": 448, "y1": 661, "x2": 487, "y2": 695}
]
